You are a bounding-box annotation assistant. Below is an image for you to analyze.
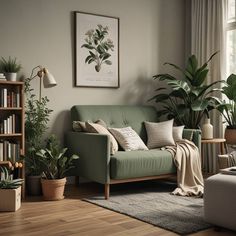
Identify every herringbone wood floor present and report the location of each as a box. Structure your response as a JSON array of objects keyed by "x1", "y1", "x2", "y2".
[{"x1": 0, "y1": 182, "x2": 235, "y2": 236}]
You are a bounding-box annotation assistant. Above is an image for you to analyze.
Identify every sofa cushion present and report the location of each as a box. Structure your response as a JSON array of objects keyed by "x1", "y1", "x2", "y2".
[
  {"x1": 145, "y1": 120, "x2": 175, "y2": 148},
  {"x1": 85, "y1": 122, "x2": 118, "y2": 155},
  {"x1": 173, "y1": 125, "x2": 185, "y2": 141},
  {"x1": 71, "y1": 105, "x2": 158, "y2": 143},
  {"x1": 109, "y1": 127, "x2": 148, "y2": 151},
  {"x1": 110, "y1": 149, "x2": 176, "y2": 179}
]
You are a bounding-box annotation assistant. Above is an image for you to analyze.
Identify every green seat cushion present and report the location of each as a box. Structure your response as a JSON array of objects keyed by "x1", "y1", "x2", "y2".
[{"x1": 110, "y1": 149, "x2": 176, "y2": 179}]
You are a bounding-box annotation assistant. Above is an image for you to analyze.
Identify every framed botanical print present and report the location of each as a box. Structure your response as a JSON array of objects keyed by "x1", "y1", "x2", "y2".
[{"x1": 74, "y1": 11, "x2": 120, "y2": 88}]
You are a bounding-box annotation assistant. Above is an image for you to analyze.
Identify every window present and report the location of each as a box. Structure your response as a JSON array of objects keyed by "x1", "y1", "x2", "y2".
[{"x1": 226, "y1": 0, "x2": 236, "y2": 76}]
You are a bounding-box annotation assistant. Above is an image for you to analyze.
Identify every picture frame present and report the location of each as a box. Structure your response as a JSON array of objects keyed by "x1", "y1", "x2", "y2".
[{"x1": 74, "y1": 11, "x2": 120, "y2": 88}]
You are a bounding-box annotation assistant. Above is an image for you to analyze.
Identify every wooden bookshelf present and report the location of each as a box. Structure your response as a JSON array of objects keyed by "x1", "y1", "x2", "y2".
[{"x1": 0, "y1": 81, "x2": 25, "y2": 198}]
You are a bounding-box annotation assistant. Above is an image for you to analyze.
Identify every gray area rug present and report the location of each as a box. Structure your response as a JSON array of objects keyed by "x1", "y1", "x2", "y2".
[{"x1": 84, "y1": 181, "x2": 211, "y2": 235}]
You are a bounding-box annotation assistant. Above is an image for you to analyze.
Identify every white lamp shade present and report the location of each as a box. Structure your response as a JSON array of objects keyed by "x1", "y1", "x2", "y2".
[{"x1": 43, "y1": 69, "x2": 57, "y2": 88}]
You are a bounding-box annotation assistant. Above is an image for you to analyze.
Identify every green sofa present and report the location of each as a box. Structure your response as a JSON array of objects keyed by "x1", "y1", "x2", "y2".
[{"x1": 65, "y1": 105, "x2": 201, "y2": 199}]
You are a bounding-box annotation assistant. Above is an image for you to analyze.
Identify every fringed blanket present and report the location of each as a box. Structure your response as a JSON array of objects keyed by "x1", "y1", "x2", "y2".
[
  {"x1": 228, "y1": 151, "x2": 236, "y2": 166},
  {"x1": 165, "y1": 139, "x2": 204, "y2": 197}
]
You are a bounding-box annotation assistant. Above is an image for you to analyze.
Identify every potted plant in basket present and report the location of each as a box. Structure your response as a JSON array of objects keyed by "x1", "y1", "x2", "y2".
[
  {"x1": 0, "y1": 166, "x2": 23, "y2": 211},
  {"x1": 217, "y1": 74, "x2": 236, "y2": 144},
  {"x1": 36, "y1": 135, "x2": 79, "y2": 201},
  {"x1": 149, "y1": 52, "x2": 222, "y2": 129},
  {"x1": 24, "y1": 77, "x2": 52, "y2": 195},
  {"x1": 0, "y1": 56, "x2": 21, "y2": 81}
]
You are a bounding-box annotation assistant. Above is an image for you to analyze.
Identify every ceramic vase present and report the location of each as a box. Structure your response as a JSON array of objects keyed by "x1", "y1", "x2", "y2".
[{"x1": 202, "y1": 118, "x2": 213, "y2": 139}]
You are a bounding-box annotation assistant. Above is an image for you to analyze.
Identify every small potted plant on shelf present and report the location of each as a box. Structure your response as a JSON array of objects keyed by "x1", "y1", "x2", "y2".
[
  {"x1": 24, "y1": 76, "x2": 52, "y2": 195},
  {"x1": 37, "y1": 135, "x2": 79, "y2": 201},
  {"x1": 0, "y1": 166, "x2": 24, "y2": 211},
  {"x1": 0, "y1": 56, "x2": 22, "y2": 81},
  {"x1": 217, "y1": 74, "x2": 236, "y2": 144}
]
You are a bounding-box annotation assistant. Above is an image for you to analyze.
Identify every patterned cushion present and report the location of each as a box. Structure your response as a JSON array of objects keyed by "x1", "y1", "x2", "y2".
[
  {"x1": 144, "y1": 120, "x2": 175, "y2": 148},
  {"x1": 85, "y1": 122, "x2": 118, "y2": 155},
  {"x1": 109, "y1": 127, "x2": 148, "y2": 151}
]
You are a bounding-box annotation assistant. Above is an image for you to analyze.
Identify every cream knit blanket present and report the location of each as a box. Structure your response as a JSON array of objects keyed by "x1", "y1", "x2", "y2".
[{"x1": 165, "y1": 139, "x2": 204, "y2": 197}]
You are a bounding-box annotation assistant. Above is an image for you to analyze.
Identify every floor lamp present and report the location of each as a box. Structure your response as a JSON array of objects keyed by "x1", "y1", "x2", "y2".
[{"x1": 28, "y1": 65, "x2": 57, "y2": 101}]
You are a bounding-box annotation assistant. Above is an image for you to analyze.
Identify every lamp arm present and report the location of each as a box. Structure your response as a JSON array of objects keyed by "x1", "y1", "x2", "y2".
[{"x1": 29, "y1": 65, "x2": 43, "y2": 81}]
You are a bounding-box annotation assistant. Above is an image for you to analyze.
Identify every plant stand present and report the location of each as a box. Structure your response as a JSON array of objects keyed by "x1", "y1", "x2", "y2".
[{"x1": 0, "y1": 186, "x2": 21, "y2": 211}]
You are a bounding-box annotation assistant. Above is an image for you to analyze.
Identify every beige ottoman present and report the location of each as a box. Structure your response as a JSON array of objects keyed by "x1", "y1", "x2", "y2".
[{"x1": 204, "y1": 173, "x2": 236, "y2": 231}]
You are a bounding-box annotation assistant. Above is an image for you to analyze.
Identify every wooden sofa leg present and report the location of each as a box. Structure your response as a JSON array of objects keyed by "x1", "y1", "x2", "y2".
[{"x1": 105, "y1": 183, "x2": 110, "y2": 200}]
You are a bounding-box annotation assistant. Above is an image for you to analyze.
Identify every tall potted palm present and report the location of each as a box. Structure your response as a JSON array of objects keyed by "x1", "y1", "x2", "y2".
[
  {"x1": 37, "y1": 135, "x2": 79, "y2": 201},
  {"x1": 217, "y1": 74, "x2": 236, "y2": 144},
  {"x1": 149, "y1": 53, "x2": 222, "y2": 128}
]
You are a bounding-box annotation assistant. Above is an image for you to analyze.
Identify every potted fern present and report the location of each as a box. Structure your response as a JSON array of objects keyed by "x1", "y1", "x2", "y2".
[
  {"x1": 0, "y1": 166, "x2": 23, "y2": 211},
  {"x1": 0, "y1": 57, "x2": 22, "y2": 81},
  {"x1": 37, "y1": 135, "x2": 79, "y2": 201}
]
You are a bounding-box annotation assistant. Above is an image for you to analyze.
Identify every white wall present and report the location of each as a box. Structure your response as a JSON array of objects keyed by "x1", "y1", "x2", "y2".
[{"x1": 0, "y1": 0, "x2": 185, "y2": 142}]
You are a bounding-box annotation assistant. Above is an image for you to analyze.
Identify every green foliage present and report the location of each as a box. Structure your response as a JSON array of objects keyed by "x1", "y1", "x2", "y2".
[
  {"x1": 0, "y1": 166, "x2": 23, "y2": 189},
  {"x1": 81, "y1": 24, "x2": 114, "y2": 72},
  {"x1": 149, "y1": 52, "x2": 222, "y2": 128},
  {"x1": 36, "y1": 135, "x2": 79, "y2": 179},
  {"x1": 0, "y1": 56, "x2": 21, "y2": 73},
  {"x1": 217, "y1": 74, "x2": 236, "y2": 128},
  {"x1": 24, "y1": 78, "x2": 53, "y2": 176}
]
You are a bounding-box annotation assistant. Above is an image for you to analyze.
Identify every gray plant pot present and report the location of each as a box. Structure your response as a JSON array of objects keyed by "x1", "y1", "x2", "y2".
[
  {"x1": 26, "y1": 175, "x2": 42, "y2": 196},
  {"x1": 5, "y1": 72, "x2": 17, "y2": 81}
]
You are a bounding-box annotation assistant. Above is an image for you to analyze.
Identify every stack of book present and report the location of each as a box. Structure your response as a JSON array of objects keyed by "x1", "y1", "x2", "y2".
[{"x1": 0, "y1": 73, "x2": 6, "y2": 80}]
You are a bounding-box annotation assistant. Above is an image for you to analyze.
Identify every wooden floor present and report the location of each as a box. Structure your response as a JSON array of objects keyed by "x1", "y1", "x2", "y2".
[{"x1": 0, "y1": 182, "x2": 235, "y2": 236}]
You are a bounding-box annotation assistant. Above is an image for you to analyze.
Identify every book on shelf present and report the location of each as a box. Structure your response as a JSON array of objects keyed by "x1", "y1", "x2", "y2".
[
  {"x1": 0, "y1": 87, "x2": 21, "y2": 108},
  {"x1": 0, "y1": 140, "x2": 20, "y2": 162},
  {"x1": 0, "y1": 114, "x2": 19, "y2": 134}
]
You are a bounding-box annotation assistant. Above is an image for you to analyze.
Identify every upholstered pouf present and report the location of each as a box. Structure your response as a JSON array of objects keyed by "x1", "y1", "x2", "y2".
[{"x1": 204, "y1": 173, "x2": 236, "y2": 231}]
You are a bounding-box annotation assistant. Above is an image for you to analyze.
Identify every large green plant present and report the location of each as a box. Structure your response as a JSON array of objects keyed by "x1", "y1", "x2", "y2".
[
  {"x1": 24, "y1": 78, "x2": 53, "y2": 176},
  {"x1": 149, "y1": 53, "x2": 222, "y2": 128},
  {"x1": 0, "y1": 57, "x2": 21, "y2": 73},
  {"x1": 217, "y1": 74, "x2": 236, "y2": 128},
  {"x1": 36, "y1": 135, "x2": 79, "y2": 179}
]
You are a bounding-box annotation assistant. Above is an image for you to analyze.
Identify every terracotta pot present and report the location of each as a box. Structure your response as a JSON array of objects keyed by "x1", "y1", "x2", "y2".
[
  {"x1": 26, "y1": 175, "x2": 42, "y2": 196},
  {"x1": 41, "y1": 178, "x2": 66, "y2": 201},
  {"x1": 225, "y1": 128, "x2": 236, "y2": 145}
]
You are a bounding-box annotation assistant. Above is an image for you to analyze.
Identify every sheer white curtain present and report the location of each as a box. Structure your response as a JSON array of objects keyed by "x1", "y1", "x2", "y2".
[{"x1": 190, "y1": 0, "x2": 227, "y2": 173}]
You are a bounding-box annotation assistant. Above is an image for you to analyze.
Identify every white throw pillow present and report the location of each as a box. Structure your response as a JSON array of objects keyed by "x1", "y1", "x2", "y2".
[
  {"x1": 144, "y1": 120, "x2": 175, "y2": 148},
  {"x1": 85, "y1": 122, "x2": 118, "y2": 155},
  {"x1": 173, "y1": 125, "x2": 184, "y2": 141},
  {"x1": 109, "y1": 127, "x2": 148, "y2": 151}
]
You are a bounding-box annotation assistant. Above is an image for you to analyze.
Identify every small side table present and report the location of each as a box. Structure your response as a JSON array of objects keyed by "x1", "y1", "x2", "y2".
[{"x1": 201, "y1": 138, "x2": 227, "y2": 173}]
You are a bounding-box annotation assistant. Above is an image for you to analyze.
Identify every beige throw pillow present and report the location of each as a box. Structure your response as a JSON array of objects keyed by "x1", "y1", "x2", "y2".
[
  {"x1": 72, "y1": 121, "x2": 86, "y2": 132},
  {"x1": 73, "y1": 119, "x2": 107, "y2": 132},
  {"x1": 173, "y1": 125, "x2": 184, "y2": 141},
  {"x1": 85, "y1": 122, "x2": 118, "y2": 155},
  {"x1": 109, "y1": 127, "x2": 148, "y2": 151},
  {"x1": 144, "y1": 120, "x2": 175, "y2": 148}
]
